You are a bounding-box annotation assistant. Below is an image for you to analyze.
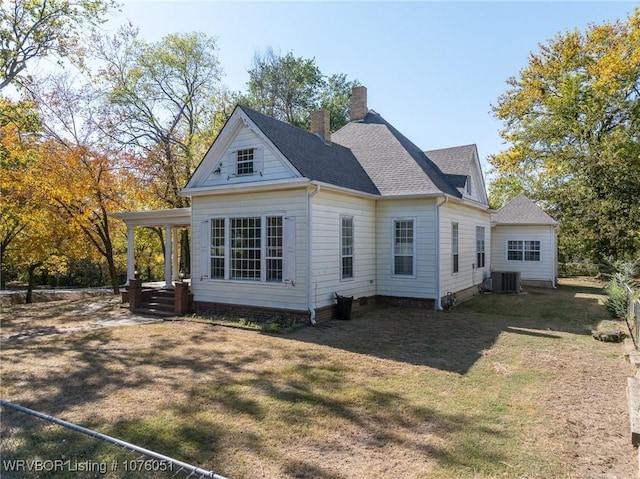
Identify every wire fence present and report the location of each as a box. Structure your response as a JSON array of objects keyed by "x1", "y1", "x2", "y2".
[
  {"x1": 624, "y1": 283, "x2": 640, "y2": 351},
  {"x1": 0, "y1": 400, "x2": 229, "y2": 479}
]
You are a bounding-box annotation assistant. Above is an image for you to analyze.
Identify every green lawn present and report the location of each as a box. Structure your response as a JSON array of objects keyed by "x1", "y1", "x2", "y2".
[{"x1": 0, "y1": 278, "x2": 634, "y2": 478}]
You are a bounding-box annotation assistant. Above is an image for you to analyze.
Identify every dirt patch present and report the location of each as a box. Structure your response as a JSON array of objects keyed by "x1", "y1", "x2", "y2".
[{"x1": 0, "y1": 297, "x2": 162, "y2": 342}]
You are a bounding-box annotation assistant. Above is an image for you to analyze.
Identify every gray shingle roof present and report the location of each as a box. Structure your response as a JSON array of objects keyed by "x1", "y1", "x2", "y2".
[
  {"x1": 424, "y1": 144, "x2": 477, "y2": 195},
  {"x1": 241, "y1": 106, "x2": 380, "y2": 195},
  {"x1": 332, "y1": 112, "x2": 461, "y2": 197},
  {"x1": 492, "y1": 193, "x2": 558, "y2": 225}
]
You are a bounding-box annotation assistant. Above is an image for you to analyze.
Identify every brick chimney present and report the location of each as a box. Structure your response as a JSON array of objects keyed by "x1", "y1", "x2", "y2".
[
  {"x1": 311, "y1": 108, "x2": 331, "y2": 145},
  {"x1": 350, "y1": 86, "x2": 368, "y2": 121}
]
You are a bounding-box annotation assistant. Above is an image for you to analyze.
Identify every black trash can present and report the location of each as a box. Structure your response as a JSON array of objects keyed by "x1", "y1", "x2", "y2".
[{"x1": 335, "y1": 293, "x2": 354, "y2": 320}]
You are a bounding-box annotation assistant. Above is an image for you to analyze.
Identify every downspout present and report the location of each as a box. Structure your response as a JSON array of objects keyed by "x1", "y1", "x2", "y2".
[
  {"x1": 435, "y1": 196, "x2": 448, "y2": 310},
  {"x1": 552, "y1": 225, "x2": 558, "y2": 288},
  {"x1": 308, "y1": 184, "x2": 321, "y2": 324}
]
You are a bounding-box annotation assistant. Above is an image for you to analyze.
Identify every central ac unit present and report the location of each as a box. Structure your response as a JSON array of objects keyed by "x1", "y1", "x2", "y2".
[{"x1": 491, "y1": 271, "x2": 521, "y2": 293}]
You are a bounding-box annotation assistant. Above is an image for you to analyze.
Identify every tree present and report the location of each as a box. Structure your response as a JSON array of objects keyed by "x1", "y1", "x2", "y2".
[
  {"x1": 92, "y1": 26, "x2": 225, "y2": 209},
  {"x1": 489, "y1": 9, "x2": 640, "y2": 261},
  {"x1": 25, "y1": 72, "x2": 133, "y2": 294},
  {"x1": 0, "y1": 95, "x2": 105, "y2": 297},
  {"x1": 0, "y1": 0, "x2": 118, "y2": 90},
  {"x1": 0, "y1": 98, "x2": 41, "y2": 288},
  {"x1": 241, "y1": 48, "x2": 359, "y2": 131},
  {"x1": 319, "y1": 73, "x2": 361, "y2": 131}
]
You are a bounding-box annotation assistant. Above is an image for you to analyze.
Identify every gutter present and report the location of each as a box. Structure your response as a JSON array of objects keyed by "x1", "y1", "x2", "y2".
[
  {"x1": 435, "y1": 196, "x2": 448, "y2": 310},
  {"x1": 308, "y1": 184, "x2": 321, "y2": 325}
]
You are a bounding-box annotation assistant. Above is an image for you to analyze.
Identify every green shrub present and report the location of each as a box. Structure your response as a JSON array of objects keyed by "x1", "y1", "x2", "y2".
[
  {"x1": 558, "y1": 262, "x2": 599, "y2": 277},
  {"x1": 605, "y1": 278, "x2": 629, "y2": 319},
  {"x1": 601, "y1": 258, "x2": 640, "y2": 319}
]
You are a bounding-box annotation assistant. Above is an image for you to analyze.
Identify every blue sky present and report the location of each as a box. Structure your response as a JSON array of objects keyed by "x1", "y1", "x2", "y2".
[{"x1": 108, "y1": 1, "x2": 638, "y2": 178}]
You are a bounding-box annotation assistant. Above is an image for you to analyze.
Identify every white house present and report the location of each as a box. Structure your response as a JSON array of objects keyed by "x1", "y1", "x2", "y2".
[
  {"x1": 491, "y1": 193, "x2": 559, "y2": 288},
  {"x1": 115, "y1": 86, "x2": 557, "y2": 321}
]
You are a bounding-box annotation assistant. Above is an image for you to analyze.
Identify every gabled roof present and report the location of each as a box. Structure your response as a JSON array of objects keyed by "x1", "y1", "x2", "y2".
[
  {"x1": 240, "y1": 106, "x2": 379, "y2": 195},
  {"x1": 332, "y1": 111, "x2": 461, "y2": 197},
  {"x1": 425, "y1": 144, "x2": 475, "y2": 192},
  {"x1": 424, "y1": 144, "x2": 486, "y2": 201},
  {"x1": 492, "y1": 193, "x2": 558, "y2": 226},
  {"x1": 425, "y1": 144, "x2": 477, "y2": 174}
]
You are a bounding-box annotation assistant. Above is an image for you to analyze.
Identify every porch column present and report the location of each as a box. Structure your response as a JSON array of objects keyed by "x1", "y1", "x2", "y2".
[
  {"x1": 126, "y1": 225, "x2": 135, "y2": 285},
  {"x1": 164, "y1": 223, "x2": 172, "y2": 288},
  {"x1": 172, "y1": 227, "x2": 179, "y2": 281}
]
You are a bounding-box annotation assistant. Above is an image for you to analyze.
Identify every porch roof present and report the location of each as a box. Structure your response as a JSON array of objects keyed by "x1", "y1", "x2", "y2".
[{"x1": 111, "y1": 208, "x2": 191, "y2": 227}]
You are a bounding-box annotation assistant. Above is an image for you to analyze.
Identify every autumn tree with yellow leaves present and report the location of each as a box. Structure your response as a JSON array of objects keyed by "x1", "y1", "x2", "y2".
[{"x1": 490, "y1": 9, "x2": 640, "y2": 261}]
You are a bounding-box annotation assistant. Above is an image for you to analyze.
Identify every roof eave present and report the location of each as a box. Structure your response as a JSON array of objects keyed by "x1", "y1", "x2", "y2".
[{"x1": 180, "y1": 178, "x2": 312, "y2": 197}]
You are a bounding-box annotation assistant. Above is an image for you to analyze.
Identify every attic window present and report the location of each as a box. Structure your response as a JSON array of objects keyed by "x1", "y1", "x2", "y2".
[
  {"x1": 236, "y1": 149, "x2": 254, "y2": 175},
  {"x1": 466, "y1": 176, "x2": 472, "y2": 195}
]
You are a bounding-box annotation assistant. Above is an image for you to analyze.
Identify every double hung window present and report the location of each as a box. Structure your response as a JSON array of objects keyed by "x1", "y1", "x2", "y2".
[
  {"x1": 507, "y1": 240, "x2": 540, "y2": 262},
  {"x1": 452, "y1": 223, "x2": 459, "y2": 273},
  {"x1": 341, "y1": 216, "x2": 354, "y2": 279},
  {"x1": 393, "y1": 219, "x2": 415, "y2": 276},
  {"x1": 476, "y1": 226, "x2": 485, "y2": 268},
  {"x1": 236, "y1": 149, "x2": 254, "y2": 175}
]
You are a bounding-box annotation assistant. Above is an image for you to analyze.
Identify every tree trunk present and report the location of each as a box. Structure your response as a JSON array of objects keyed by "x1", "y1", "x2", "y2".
[
  {"x1": 26, "y1": 264, "x2": 38, "y2": 304},
  {"x1": 106, "y1": 253, "x2": 120, "y2": 295}
]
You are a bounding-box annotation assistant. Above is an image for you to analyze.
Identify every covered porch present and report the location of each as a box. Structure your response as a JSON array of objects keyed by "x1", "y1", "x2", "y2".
[{"x1": 112, "y1": 208, "x2": 192, "y2": 289}]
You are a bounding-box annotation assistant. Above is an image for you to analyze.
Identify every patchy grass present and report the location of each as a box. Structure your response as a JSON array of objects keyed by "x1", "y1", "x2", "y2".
[{"x1": 0, "y1": 278, "x2": 635, "y2": 478}]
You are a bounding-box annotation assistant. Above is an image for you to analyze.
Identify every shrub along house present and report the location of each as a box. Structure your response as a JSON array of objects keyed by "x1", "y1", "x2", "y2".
[{"x1": 116, "y1": 86, "x2": 556, "y2": 321}]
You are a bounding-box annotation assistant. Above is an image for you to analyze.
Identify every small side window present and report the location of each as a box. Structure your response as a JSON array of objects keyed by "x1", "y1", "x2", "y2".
[{"x1": 236, "y1": 148, "x2": 254, "y2": 175}]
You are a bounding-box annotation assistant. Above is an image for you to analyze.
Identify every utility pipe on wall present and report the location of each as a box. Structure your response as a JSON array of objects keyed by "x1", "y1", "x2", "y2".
[
  {"x1": 307, "y1": 184, "x2": 321, "y2": 325},
  {"x1": 435, "y1": 196, "x2": 448, "y2": 310}
]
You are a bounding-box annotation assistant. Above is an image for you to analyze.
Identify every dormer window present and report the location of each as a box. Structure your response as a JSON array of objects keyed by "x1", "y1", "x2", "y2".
[
  {"x1": 237, "y1": 149, "x2": 255, "y2": 175},
  {"x1": 466, "y1": 176, "x2": 472, "y2": 195}
]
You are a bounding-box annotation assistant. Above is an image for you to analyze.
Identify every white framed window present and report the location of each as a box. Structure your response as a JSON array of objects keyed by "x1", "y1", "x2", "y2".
[
  {"x1": 341, "y1": 216, "x2": 354, "y2": 279},
  {"x1": 236, "y1": 148, "x2": 254, "y2": 175},
  {"x1": 230, "y1": 217, "x2": 261, "y2": 280},
  {"x1": 507, "y1": 240, "x2": 540, "y2": 262},
  {"x1": 476, "y1": 226, "x2": 485, "y2": 268},
  {"x1": 210, "y1": 218, "x2": 225, "y2": 279},
  {"x1": 466, "y1": 176, "x2": 472, "y2": 195},
  {"x1": 266, "y1": 216, "x2": 283, "y2": 282},
  {"x1": 393, "y1": 219, "x2": 415, "y2": 276},
  {"x1": 524, "y1": 240, "x2": 541, "y2": 261},
  {"x1": 209, "y1": 215, "x2": 284, "y2": 281},
  {"x1": 452, "y1": 222, "x2": 459, "y2": 273}
]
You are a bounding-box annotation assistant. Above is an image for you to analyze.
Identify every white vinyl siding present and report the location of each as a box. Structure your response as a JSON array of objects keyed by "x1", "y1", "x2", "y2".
[
  {"x1": 491, "y1": 225, "x2": 556, "y2": 283},
  {"x1": 312, "y1": 190, "x2": 376, "y2": 308},
  {"x1": 376, "y1": 199, "x2": 437, "y2": 299},
  {"x1": 439, "y1": 201, "x2": 491, "y2": 297},
  {"x1": 200, "y1": 124, "x2": 298, "y2": 187},
  {"x1": 191, "y1": 189, "x2": 308, "y2": 311}
]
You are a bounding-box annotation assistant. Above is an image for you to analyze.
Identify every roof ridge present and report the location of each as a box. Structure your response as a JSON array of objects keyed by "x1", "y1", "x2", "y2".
[
  {"x1": 240, "y1": 105, "x2": 380, "y2": 195},
  {"x1": 424, "y1": 143, "x2": 477, "y2": 154},
  {"x1": 361, "y1": 111, "x2": 461, "y2": 197}
]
